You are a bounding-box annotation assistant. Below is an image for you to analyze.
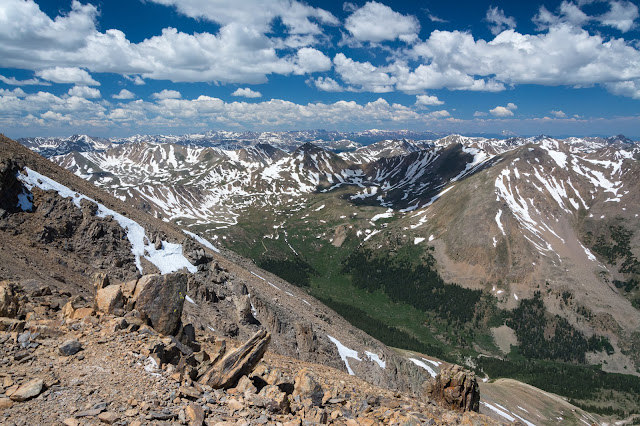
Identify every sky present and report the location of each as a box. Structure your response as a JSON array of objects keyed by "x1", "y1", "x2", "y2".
[{"x1": 1, "y1": 0, "x2": 639, "y2": 139}]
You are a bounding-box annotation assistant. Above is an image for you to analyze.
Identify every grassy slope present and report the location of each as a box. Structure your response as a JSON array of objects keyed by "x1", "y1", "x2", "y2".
[{"x1": 218, "y1": 186, "x2": 640, "y2": 416}]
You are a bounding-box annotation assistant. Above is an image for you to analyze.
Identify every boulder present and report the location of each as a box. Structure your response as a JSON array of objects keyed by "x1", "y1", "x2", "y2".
[
  {"x1": 9, "y1": 378, "x2": 44, "y2": 402},
  {"x1": 293, "y1": 369, "x2": 323, "y2": 407},
  {"x1": 235, "y1": 294, "x2": 257, "y2": 325},
  {"x1": 59, "y1": 339, "x2": 82, "y2": 356},
  {"x1": 95, "y1": 284, "x2": 124, "y2": 314},
  {"x1": 92, "y1": 272, "x2": 110, "y2": 290},
  {"x1": 426, "y1": 364, "x2": 479, "y2": 412},
  {"x1": 185, "y1": 403, "x2": 205, "y2": 426},
  {"x1": 201, "y1": 329, "x2": 270, "y2": 389},
  {"x1": 0, "y1": 281, "x2": 19, "y2": 318},
  {"x1": 257, "y1": 384, "x2": 290, "y2": 413},
  {"x1": 134, "y1": 273, "x2": 187, "y2": 335},
  {"x1": 183, "y1": 238, "x2": 213, "y2": 267}
]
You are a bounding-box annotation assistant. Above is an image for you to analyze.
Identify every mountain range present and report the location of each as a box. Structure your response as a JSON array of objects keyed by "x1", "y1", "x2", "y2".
[{"x1": 9, "y1": 130, "x2": 640, "y2": 421}]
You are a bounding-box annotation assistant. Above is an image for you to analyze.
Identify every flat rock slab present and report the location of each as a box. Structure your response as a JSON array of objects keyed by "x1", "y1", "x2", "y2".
[{"x1": 9, "y1": 378, "x2": 44, "y2": 402}]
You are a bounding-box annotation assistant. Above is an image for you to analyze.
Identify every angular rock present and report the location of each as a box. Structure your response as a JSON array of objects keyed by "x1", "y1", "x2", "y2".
[
  {"x1": 201, "y1": 329, "x2": 270, "y2": 389},
  {"x1": 185, "y1": 403, "x2": 205, "y2": 426},
  {"x1": 426, "y1": 364, "x2": 479, "y2": 412},
  {"x1": 134, "y1": 272, "x2": 187, "y2": 335},
  {"x1": 71, "y1": 307, "x2": 95, "y2": 319},
  {"x1": 92, "y1": 272, "x2": 110, "y2": 290},
  {"x1": 0, "y1": 397, "x2": 14, "y2": 409},
  {"x1": 0, "y1": 281, "x2": 19, "y2": 318},
  {"x1": 258, "y1": 384, "x2": 290, "y2": 413},
  {"x1": 293, "y1": 369, "x2": 324, "y2": 407},
  {"x1": 235, "y1": 294, "x2": 257, "y2": 325},
  {"x1": 59, "y1": 339, "x2": 82, "y2": 356},
  {"x1": 97, "y1": 412, "x2": 119, "y2": 424},
  {"x1": 9, "y1": 378, "x2": 44, "y2": 402},
  {"x1": 95, "y1": 284, "x2": 124, "y2": 314}
]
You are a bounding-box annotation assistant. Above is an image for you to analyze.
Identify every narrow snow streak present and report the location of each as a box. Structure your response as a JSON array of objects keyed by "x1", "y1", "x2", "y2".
[
  {"x1": 408, "y1": 358, "x2": 437, "y2": 377},
  {"x1": 327, "y1": 335, "x2": 361, "y2": 375}
]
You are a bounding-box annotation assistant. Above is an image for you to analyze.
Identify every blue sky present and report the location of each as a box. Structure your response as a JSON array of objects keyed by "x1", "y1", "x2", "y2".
[{"x1": 1, "y1": 0, "x2": 639, "y2": 138}]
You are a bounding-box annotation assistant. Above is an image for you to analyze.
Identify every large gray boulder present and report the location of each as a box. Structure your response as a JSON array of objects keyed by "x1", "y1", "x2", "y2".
[{"x1": 134, "y1": 272, "x2": 187, "y2": 336}]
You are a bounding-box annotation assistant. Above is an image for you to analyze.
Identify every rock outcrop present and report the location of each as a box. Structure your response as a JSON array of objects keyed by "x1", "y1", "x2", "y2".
[
  {"x1": 200, "y1": 329, "x2": 270, "y2": 389},
  {"x1": 426, "y1": 364, "x2": 480, "y2": 412},
  {"x1": 0, "y1": 282, "x2": 19, "y2": 318}
]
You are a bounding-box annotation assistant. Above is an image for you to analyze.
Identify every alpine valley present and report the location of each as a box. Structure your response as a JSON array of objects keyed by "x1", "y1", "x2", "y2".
[{"x1": 10, "y1": 130, "x2": 640, "y2": 423}]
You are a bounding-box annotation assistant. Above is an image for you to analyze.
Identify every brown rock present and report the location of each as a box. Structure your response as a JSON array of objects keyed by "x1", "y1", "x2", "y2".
[
  {"x1": 62, "y1": 301, "x2": 75, "y2": 319},
  {"x1": 71, "y1": 307, "x2": 95, "y2": 319},
  {"x1": 97, "y1": 411, "x2": 119, "y2": 424},
  {"x1": 0, "y1": 281, "x2": 19, "y2": 318},
  {"x1": 93, "y1": 272, "x2": 110, "y2": 290},
  {"x1": 234, "y1": 375, "x2": 257, "y2": 394},
  {"x1": 185, "y1": 403, "x2": 205, "y2": 426},
  {"x1": 9, "y1": 378, "x2": 44, "y2": 402},
  {"x1": 426, "y1": 364, "x2": 479, "y2": 412},
  {"x1": 0, "y1": 397, "x2": 14, "y2": 409},
  {"x1": 95, "y1": 284, "x2": 124, "y2": 314},
  {"x1": 226, "y1": 398, "x2": 243, "y2": 412},
  {"x1": 62, "y1": 418, "x2": 80, "y2": 426},
  {"x1": 258, "y1": 384, "x2": 290, "y2": 413},
  {"x1": 201, "y1": 329, "x2": 270, "y2": 389},
  {"x1": 179, "y1": 385, "x2": 202, "y2": 400},
  {"x1": 293, "y1": 369, "x2": 323, "y2": 407},
  {"x1": 124, "y1": 408, "x2": 138, "y2": 417},
  {"x1": 134, "y1": 273, "x2": 187, "y2": 335}
]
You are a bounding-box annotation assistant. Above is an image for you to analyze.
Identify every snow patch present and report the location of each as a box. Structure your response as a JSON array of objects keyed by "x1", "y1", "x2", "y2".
[
  {"x1": 481, "y1": 402, "x2": 515, "y2": 422},
  {"x1": 495, "y1": 209, "x2": 505, "y2": 235},
  {"x1": 327, "y1": 335, "x2": 361, "y2": 376},
  {"x1": 185, "y1": 295, "x2": 196, "y2": 305},
  {"x1": 408, "y1": 358, "x2": 437, "y2": 377},
  {"x1": 414, "y1": 237, "x2": 425, "y2": 245},
  {"x1": 17, "y1": 189, "x2": 33, "y2": 211},
  {"x1": 184, "y1": 230, "x2": 220, "y2": 253},
  {"x1": 364, "y1": 351, "x2": 386, "y2": 369},
  {"x1": 18, "y1": 168, "x2": 196, "y2": 275}
]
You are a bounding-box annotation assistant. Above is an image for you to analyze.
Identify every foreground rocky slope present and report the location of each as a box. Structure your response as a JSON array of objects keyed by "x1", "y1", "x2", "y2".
[{"x1": 0, "y1": 279, "x2": 497, "y2": 425}]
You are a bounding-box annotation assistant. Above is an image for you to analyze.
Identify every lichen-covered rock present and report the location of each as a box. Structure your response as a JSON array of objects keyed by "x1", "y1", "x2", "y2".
[
  {"x1": 426, "y1": 364, "x2": 479, "y2": 412},
  {"x1": 134, "y1": 272, "x2": 187, "y2": 336}
]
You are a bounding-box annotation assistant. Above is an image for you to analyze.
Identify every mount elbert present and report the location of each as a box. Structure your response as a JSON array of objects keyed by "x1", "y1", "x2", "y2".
[{"x1": 0, "y1": 129, "x2": 637, "y2": 425}]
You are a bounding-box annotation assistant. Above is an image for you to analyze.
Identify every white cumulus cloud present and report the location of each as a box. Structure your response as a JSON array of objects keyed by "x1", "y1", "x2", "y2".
[
  {"x1": 344, "y1": 1, "x2": 420, "y2": 43},
  {"x1": 68, "y1": 85, "x2": 101, "y2": 98},
  {"x1": 551, "y1": 110, "x2": 567, "y2": 118},
  {"x1": 415, "y1": 94, "x2": 444, "y2": 106},
  {"x1": 486, "y1": 7, "x2": 517, "y2": 35},
  {"x1": 36, "y1": 67, "x2": 99, "y2": 86},
  {"x1": 311, "y1": 77, "x2": 344, "y2": 92},
  {"x1": 113, "y1": 89, "x2": 135, "y2": 100},
  {"x1": 490, "y1": 103, "x2": 517, "y2": 117},
  {"x1": 231, "y1": 88, "x2": 262, "y2": 98},
  {"x1": 152, "y1": 89, "x2": 182, "y2": 100}
]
